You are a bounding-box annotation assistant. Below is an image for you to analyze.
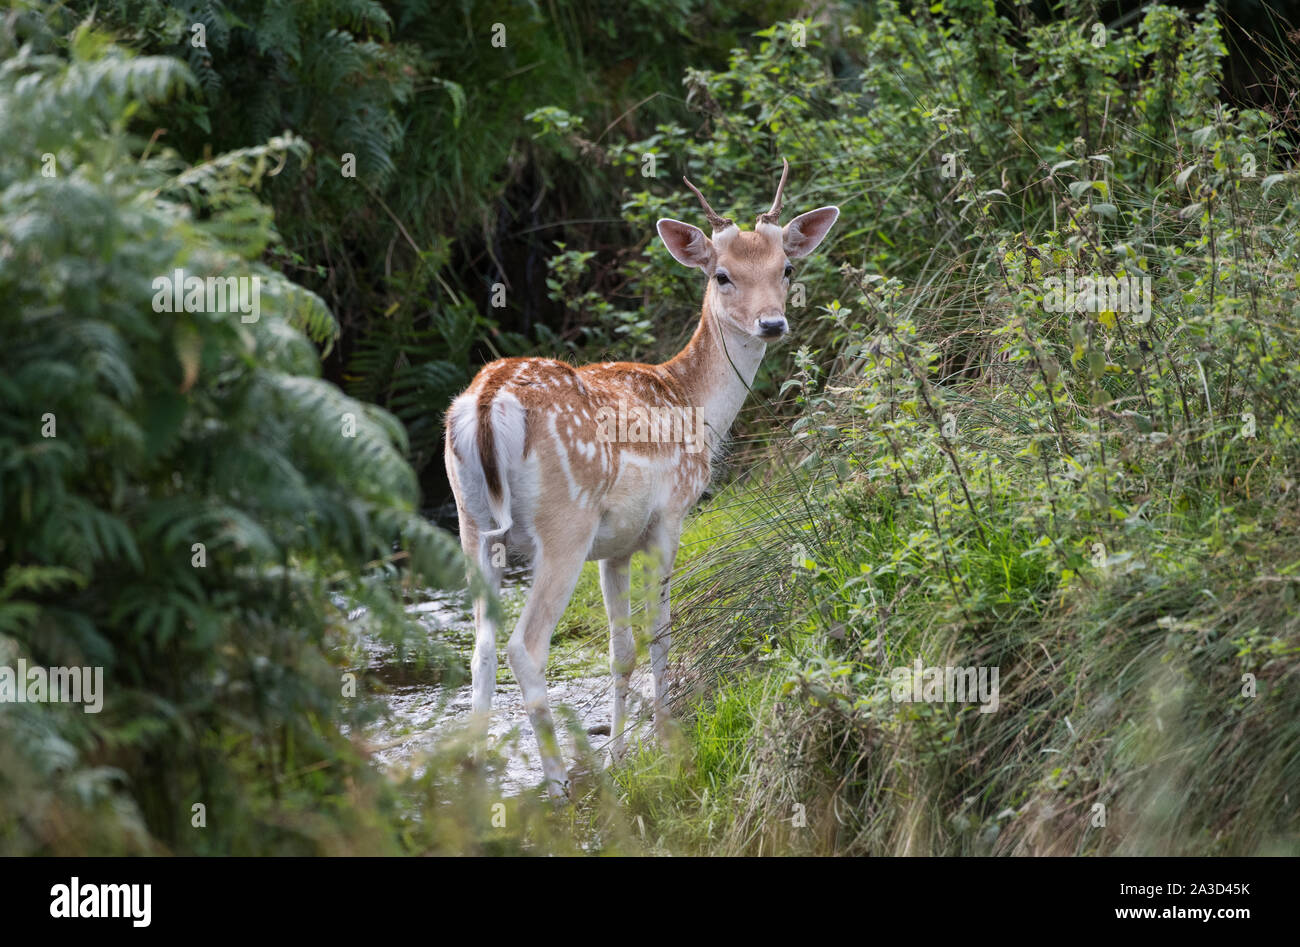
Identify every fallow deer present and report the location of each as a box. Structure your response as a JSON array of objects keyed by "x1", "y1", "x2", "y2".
[{"x1": 444, "y1": 159, "x2": 838, "y2": 797}]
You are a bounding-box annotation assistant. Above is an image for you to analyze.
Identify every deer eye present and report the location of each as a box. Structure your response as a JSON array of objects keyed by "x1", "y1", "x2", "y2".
[
  {"x1": 715, "y1": 272, "x2": 731, "y2": 286},
  {"x1": 784, "y1": 263, "x2": 794, "y2": 279}
]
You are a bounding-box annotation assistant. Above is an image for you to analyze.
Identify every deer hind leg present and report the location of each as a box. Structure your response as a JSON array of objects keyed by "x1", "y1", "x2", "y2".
[
  {"x1": 599, "y1": 555, "x2": 633, "y2": 758},
  {"x1": 645, "y1": 518, "x2": 683, "y2": 736},
  {"x1": 461, "y1": 518, "x2": 504, "y2": 718},
  {"x1": 506, "y1": 520, "x2": 596, "y2": 799},
  {"x1": 446, "y1": 420, "x2": 505, "y2": 723}
]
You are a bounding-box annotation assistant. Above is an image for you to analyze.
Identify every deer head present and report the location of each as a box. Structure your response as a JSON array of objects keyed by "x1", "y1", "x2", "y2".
[{"x1": 655, "y1": 158, "x2": 839, "y2": 341}]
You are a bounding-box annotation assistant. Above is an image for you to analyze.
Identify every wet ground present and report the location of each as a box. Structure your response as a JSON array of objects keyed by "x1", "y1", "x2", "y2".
[{"x1": 347, "y1": 576, "x2": 655, "y2": 796}]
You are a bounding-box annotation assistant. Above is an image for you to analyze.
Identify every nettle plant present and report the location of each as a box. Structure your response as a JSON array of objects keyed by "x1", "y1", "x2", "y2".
[{"x1": 821, "y1": 153, "x2": 1297, "y2": 621}]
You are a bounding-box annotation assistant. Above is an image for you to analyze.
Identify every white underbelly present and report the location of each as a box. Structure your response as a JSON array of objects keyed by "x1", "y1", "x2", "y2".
[
  {"x1": 587, "y1": 505, "x2": 652, "y2": 560},
  {"x1": 584, "y1": 457, "x2": 678, "y2": 560}
]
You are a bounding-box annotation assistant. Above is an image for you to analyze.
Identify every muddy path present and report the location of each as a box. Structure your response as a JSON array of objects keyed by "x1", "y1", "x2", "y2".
[{"x1": 347, "y1": 576, "x2": 655, "y2": 796}]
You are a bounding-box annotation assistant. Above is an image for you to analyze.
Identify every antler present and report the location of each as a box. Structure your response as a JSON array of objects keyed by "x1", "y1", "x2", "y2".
[
  {"x1": 682, "y1": 175, "x2": 734, "y2": 232},
  {"x1": 756, "y1": 157, "x2": 790, "y2": 227}
]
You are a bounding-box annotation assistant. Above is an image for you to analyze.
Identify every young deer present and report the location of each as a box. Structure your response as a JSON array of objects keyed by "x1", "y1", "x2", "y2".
[{"x1": 444, "y1": 160, "x2": 838, "y2": 797}]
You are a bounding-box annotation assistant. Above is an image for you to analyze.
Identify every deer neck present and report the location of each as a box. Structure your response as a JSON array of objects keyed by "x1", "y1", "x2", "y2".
[{"x1": 660, "y1": 296, "x2": 766, "y2": 456}]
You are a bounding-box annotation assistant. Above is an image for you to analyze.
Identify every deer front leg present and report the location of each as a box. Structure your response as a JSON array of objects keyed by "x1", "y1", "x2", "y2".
[
  {"x1": 645, "y1": 519, "x2": 682, "y2": 736},
  {"x1": 506, "y1": 529, "x2": 593, "y2": 799},
  {"x1": 599, "y1": 556, "x2": 633, "y2": 758}
]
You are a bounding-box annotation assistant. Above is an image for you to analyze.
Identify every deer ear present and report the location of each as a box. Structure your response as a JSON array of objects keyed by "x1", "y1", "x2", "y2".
[
  {"x1": 656, "y1": 219, "x2": 715, "y2": 270},
  {"x1": 782, "y1": 206, "x2": 840, "y2": 259}
]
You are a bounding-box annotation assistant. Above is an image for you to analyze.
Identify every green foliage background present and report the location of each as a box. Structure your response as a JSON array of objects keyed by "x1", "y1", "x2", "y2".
[{"x1": 0, "y1": 16, "x2": 474, "y2": 854}]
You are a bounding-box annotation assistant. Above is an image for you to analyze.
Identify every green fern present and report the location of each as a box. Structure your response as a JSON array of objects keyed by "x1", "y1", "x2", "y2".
[{"x1": 0, "y1": 27, "x2": 473, "y2": 855}]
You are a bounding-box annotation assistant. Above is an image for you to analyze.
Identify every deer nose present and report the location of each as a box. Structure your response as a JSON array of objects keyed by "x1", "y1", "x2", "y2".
[{"x1": 757, "y1": 315, "x2": 788, "y2": 338}]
